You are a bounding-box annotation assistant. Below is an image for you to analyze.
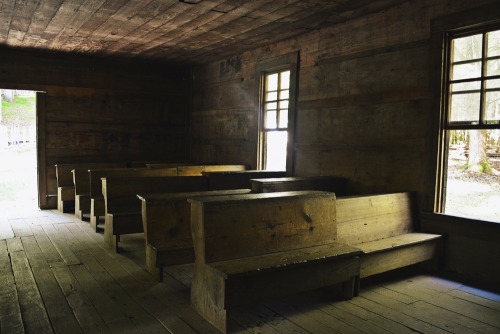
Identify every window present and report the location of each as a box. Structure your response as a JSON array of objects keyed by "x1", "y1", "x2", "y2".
[
  {"x1": 256, "y1": 52, "x2": 298, "y2": 173},
  {"x1": 441, "y1": 27, "x2": 500, "y2": 222},
  {"x1": 261, "y1": 70, "x2": 290, "y2": 171}
]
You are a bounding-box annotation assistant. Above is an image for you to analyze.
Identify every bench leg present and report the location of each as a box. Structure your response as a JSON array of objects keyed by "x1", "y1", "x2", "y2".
[
  {"x1": 115, "y1": 234, "x2": 120, "y2": 253},
  {"x1": 191, "y1": 265, "x2": 228, "y2": 333}
]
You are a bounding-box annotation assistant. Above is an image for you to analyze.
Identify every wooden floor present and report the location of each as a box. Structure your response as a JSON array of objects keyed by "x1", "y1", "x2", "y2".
[{"x1": 1, "y1": 207, "x2": 500, "y2": 334}]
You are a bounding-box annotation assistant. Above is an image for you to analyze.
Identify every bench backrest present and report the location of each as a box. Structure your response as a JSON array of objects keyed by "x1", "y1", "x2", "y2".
[
  {"x1": 189, "y1": 191, "x2": 337, "y2": 264},
  {"x1": 146, "y1": 162, "x2": 195, "y2": 168},
  {"x1": 103, "y1": 176, "x2": 209, "y2": 214},
  {"x1": 139, "y1": 189, "x2": 253, "y2": 250},
  {"x1": 250, "y1": 176, "x2": 348, "y2": 196},
  {"x1": 204, "y1": 170, "x2": 287, "y2": 190},
  {"x1": 128, "y1": 161, "x2": 192, "y2": 168},
  {"x1": 336, "y1": 192, "x2": 417, "y2": 245},
  {"x1": 55, "y1": 162, "x2": 126, "y2": 188},
  {"x1": 89, "y1": 167, "x2": 177, "y2": 198},
  {"x1": 177, "y1": 164, "x2": 249, "y2": 176}
]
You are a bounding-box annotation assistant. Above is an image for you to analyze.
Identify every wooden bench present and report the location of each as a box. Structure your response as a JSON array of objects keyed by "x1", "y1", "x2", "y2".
[
  {"x1": 138, "y1": 189, "x2": 253, "y2": 281},
  {"x1": 71, "y1": 162, "x2": 127, "y2": 219},
  {"x1": 88, "y1": 167, "x2": 177, "y2": 230},
  {"x1": 176, "y1": 164, "x2": 249, "y2": 176},
  {"x1": 102, "y1": 176, "x2": 209, "y2": 251},
  {"x1": 189, "y1": 191, "x2": 362, "y2": 333},
  {"x1": 203, "y1": 170, "x2": 286, "y2": 190},
  {"x1": 55, "y1": 162, "x2": 126, "y2": 212},
  {"x1": 250, "y1": 175, "x2": 348, "y2": 195},
  {"x1": 336, "y1": 192, "x2": 443, "y2": 278}
]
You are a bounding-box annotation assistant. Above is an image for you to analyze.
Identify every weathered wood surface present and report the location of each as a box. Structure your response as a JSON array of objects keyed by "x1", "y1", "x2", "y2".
[
  {"x1": 203, "y1": 170, "x2": 287, "y2": 190},
  {"x1": 189, "y1": 191, "x2": 362, "y2": 333},
  {"x1": 336, "y1": 192, "x2": 442, "y2": 278},
  {"x1": 138, "y1": 189, "x2": 253, "y2": 281},
  {"x1": 87, "y1": 167, "x2": 178, "y2": 230},
  {"x1": 250, "y1": 176, "x2": 349, "y2": 195},
  {"x1": 103, "y1": 176, "x2": 210, "y2": 251}
]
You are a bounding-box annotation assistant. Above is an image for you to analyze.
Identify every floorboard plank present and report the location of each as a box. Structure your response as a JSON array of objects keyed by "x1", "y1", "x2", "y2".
[
  {"x1": 50, "y1": 263, "x2": 112, "y2": 333},
  {"x1": 349, "y1": 293, "x2": 450, "y2": 334},
  {"x1": 30, "y1": 225, "x2": 65, "y2": 265},
  {"x1": 10, "y1": 249, "x2": 54, "y2": 334},
  {"x1": 63, "y1": 263, "x2": 141, "y2": 333},
  {"x1": 263, "y1": 299, "x2": 343, "y2": 334},
  {"x1": 21, "y1": 235, "x2": 83, "y2": 334},
  {"x1": 41, "y1": 224, "x2": 81, "y2": 266},
  {"x1": 0, "y1": 239, "x2": 24, "y2": 333},
  {"x1": 0, "y1": 217, "x2": 14, "y2": 240},
  {"x1": 384, "y1": 275, "x2": 500, "y2": 329}
]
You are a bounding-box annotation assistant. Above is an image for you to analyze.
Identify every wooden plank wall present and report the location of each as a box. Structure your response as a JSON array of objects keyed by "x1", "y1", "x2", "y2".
[
  {"x1": 420, "y1": 212, "x2": 500, "y2": 289},
  {"x1": 0, "y1": 47, "x2": 191, "y2": 209},
  {"x1": 190, "y1": 0, "x2": 497, "y2": 210}
]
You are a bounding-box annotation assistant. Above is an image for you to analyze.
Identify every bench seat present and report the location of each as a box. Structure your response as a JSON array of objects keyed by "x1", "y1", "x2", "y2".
[
  {"x1": 336, "y1": 192, "x2": 443, "y2": 279},
  {"x1": 355, "y1": 232, "x2": 442, "y2": 254},
  {"x1": 209, "y1": 243, "x2": 362, "y2": 277}
]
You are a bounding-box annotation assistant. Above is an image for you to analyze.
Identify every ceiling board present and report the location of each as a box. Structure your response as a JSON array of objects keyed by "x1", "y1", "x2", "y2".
[{"x1": 0, "y1": 0, "x2": 404, "y2": 64}]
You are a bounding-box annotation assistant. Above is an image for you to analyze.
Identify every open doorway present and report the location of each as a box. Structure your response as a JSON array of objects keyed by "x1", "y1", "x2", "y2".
[{"x1": 0, "y1": 89, "x2": 38, "y2": 214}]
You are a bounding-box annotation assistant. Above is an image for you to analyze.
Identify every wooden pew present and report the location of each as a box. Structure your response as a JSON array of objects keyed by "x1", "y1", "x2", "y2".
[
  {"x1": 176, "y1": 164, "x2": 249, "y2": 176},
  {"x1": 336, "y1": 192, "x2": 443, "y2": 278},
  {"x1": 203, "y1": 170, "x2": 286, "y2": 190},
  {"x1": 103, "y1": 176, "x2": 209, "y2": 251},
  {"x1": 71, "y1": 162, "x2": 127, "y2": 219},
  {"x1": 88, "y1": 167, "x2": 177, "y2": 230},
  {"x1": 138, "y1": 189, "x2": 253, "y2": 281},
  {"x1": 250, "y1": 175, "x2": 349, "y2": 195},
  {"x1": 189, "y1": 191, "x2": 362, "y2": 333},
  {"x1": 55, "y1": 162, "x2": 125, "y2": 212}
]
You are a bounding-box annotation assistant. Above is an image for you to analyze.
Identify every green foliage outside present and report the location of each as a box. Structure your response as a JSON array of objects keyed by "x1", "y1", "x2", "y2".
[{"x1": 1, "y1": 96, "x2": 37, "y2": 126}]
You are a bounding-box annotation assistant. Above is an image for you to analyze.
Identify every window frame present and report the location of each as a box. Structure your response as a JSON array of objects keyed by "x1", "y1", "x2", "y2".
[
  {"x1": 256, "y1": 52, "x2": 299, "y2": 174},
  {"x1": 431, "y1": 4, "x2": 500, "y2": 214}
]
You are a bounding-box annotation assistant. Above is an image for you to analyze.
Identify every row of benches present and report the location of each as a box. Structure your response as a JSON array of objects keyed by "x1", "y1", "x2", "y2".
[
  {"x1": 55, "y1": 165, "x2": 442, "y2": 333},
  {"x1": 55, "y1": 162, "x2": 250, "y2": 214}
]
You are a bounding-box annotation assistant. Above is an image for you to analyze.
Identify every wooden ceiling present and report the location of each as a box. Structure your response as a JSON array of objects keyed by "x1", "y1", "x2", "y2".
[{"x1": 0, "y1": 0, "x2": 403, "y2": 64}]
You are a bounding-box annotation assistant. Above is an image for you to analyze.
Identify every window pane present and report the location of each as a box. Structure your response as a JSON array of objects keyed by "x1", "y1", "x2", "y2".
[
  {"x1": 487, "y1": 30, "x2": 500, "y2": 57},
  {"x1": 451, "y1": 81, "x2": 481, "y2": 92},
  {"x1": 278, "y1": 109, "x2": 288, "y2": 128},
  {"x1": 265, "y1": 110, "x2": 277, "y2": 129},
  {"x1": 280, "y1": 89, "x2": 289, "y2": 100},
  {"x1": 449, "y1": 92, "x2": 481, "y2": 123},
  {"x1": 280, "y1": 71, "x2": 290, "y2": 89},
  {"x1": 452, "y1": 34, "x2": 483, "y2": 62},
  {"x1": 266, "y1": 73, "x2": 278, "y2": 92},
  {"x1": 266, "y1": 91, "x2": 278, "y2": 101},
  {"x1": 485, "y1": 90, "x2": 500, "y2": 123},
  {"x1": 486, "y1": 79, "x2": 500, "y2": 89},
  {"x1": 451, "y1": 61, "x2": 482, "y2": 80},
  {"x1": 445, "y1": 129, "x2": 500, "y2": 222},
  {"x1": 264, "y1": 131, "x2": 287, "y2": 171},
  {"x1": 265, "y1": 102, "x2": 277, "y2": 111},
  {"x1": 486, "y1": 59, "x2": 500, "y2": 76},
  {"x1": 279, "y1": 100, "x2": 289, "y2": 110}
]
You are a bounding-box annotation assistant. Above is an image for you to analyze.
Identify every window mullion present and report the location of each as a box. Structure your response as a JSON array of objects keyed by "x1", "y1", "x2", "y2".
[{"x1": 479, "y1": 32, "x2": 487, "y2": 125}]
